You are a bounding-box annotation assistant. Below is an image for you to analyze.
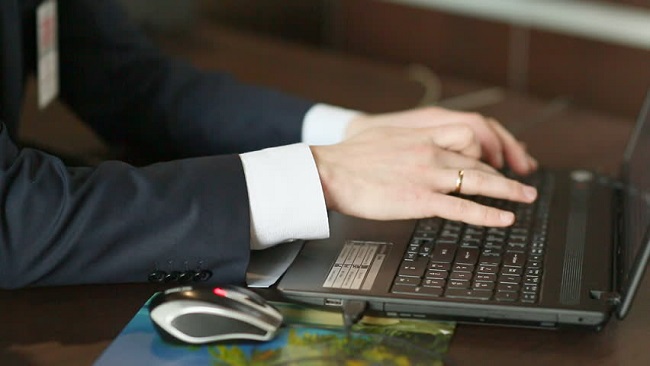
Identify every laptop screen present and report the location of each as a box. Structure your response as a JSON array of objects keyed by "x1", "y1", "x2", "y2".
[{"x1": 619, "y1": 90, "x2": 650, "y2": 317}]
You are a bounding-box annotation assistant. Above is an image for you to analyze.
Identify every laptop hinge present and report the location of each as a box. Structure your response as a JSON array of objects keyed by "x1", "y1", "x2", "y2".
[{"x1": 589, "y1": 290, "x2": 622, "y2": 306}]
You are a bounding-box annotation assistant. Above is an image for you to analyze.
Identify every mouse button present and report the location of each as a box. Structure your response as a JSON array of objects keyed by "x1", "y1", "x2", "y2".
[
  {"x1": 217, "y1": 286, "x2": 280, "y2": 320},
  {"x1": 233, "y1": 286, "x2": 266, "y2": 304},
  {"x1": 220, "y1": 297, "x2": 281, "y2": 325},
  {"x1": 218, "y1": 285, "x2": 267, "y2": 307},
  {"x1": 171, "y1": 313, "x2": 268, "y2": 339}
]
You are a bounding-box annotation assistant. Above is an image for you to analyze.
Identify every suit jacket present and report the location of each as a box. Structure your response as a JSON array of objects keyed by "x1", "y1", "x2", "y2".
[{"x1": 0, "y1": 0, "x2": 314, "y2": 288}]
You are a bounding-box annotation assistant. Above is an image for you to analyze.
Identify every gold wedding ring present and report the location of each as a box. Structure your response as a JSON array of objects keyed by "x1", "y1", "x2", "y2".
[{"x1": 454, "y1": 170, "x2": 464, "y2": 194}]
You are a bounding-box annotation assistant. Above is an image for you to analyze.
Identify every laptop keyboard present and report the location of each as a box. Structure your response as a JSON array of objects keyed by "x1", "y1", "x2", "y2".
[{"x1": 391, "y1": 171, "x2": 553, "y2": 304}]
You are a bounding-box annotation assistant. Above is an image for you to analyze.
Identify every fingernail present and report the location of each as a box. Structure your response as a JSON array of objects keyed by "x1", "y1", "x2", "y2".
[
  {"x1": 524, "y1": 186, "x2": 538, "y2": 200},
  {"x1": 500, "y1": 211, "x2": 515, "y2": 224}
]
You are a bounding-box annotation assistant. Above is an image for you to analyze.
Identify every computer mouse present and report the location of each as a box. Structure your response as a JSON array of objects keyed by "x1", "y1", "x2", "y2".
[{"x1": 148, "y1": 285, "x2": 283, "y2": 344}]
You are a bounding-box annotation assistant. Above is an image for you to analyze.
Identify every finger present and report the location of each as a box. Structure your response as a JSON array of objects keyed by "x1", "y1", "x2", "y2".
[
  {"x1": 487, "y1": 118, "x2": 535, "y2": 174},
  {"x1": 439, "y1": 169, "x2": 538, "y2": 203},
  {"x1": 435, "y1": 150, "x2": 500, "y2": 176},
  {"x1": 427, "y1": 194, "x2": 516, "y2": 226},
  {"x1": 520, "y1": 141, "x2": 528, "y2": 150},
  {"x1": 427, "y1": 125, "x2": 481, "y2": 160},
  {"x1": 461, "y1": 114, "x2": 505, "y2": 168}
]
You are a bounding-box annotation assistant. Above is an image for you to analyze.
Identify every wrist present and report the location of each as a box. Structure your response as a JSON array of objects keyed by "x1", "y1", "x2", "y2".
[
  {"x1": 309, "y1": 145, "x2": 336, "y2": 211},
  {"x1": 343, "y1": 113, "x2": 370, "y2": 139}
]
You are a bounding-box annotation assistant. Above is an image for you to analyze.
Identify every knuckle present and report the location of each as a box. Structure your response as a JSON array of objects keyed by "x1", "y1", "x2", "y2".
[
  {"x1": 454, "y1": 199, "x2": 473, "y2": 216},
  {"x1": 472, "y1": 171, "x2": 487, "y2": 189},
  {"x1": 509, "y1": 180, "x2": 525, "y2": 197},
  {"x1": 467, "y1": 112, "x2": 485, "y2": 124},
  {"x1": 480, "y1": 206, "x2": 496, "y2": 223},
  {"x1": 456, "y1": 124, "x2": 475, "y2": 141}
]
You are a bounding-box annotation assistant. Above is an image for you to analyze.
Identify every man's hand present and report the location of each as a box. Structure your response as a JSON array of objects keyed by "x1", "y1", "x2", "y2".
[
  {"x1": 345, "y1": 107, "x2": 537, "y2": 175},
  {"x1": 311, "y1": 125, "x2": 538, "y2": 226}
]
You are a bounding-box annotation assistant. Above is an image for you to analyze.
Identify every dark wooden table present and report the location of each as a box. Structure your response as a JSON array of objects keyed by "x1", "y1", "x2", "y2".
[{"x1": 3, "y1": 24, "x2": 644, "y2": 366}]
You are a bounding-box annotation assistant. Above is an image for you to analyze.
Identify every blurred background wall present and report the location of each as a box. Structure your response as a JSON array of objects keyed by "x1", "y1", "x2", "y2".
[
  {"x1": 24, "y1": 0, "x2": 650, "y2": 158},
  {"x1": 205, "y1": 0, "x2": 650, "y2": 120}
]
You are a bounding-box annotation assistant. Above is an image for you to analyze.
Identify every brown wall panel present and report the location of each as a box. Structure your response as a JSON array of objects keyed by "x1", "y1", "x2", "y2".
[
  {"x1": 202, "y1": 0, "x2": 325, "y2": 44},
  {"x1": 333, "y1": 0, "x2": 650, "y2": 119},
  {"x1": 609, "y1": 0, "x2": 650, "y2": 9},
  {"x1": 529, "y1": 31, "x2": 650, "y2": 118},
  {"x1": 334, "y1": 0, "x2": 510, "y2": 86},
  {"x1": 196, "y1": 0, "x2": 650, "y2": 118}
]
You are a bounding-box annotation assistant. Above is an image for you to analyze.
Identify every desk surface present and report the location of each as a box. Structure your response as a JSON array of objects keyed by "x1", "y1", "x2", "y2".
[{"x1": 3, "y1": 24, "x2": 645, "y2": 366}]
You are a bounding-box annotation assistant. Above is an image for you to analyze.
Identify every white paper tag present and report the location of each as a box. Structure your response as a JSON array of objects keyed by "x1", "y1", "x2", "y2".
[{"x1": 37, "y1": 0, "x2": 59, "y2": 109}]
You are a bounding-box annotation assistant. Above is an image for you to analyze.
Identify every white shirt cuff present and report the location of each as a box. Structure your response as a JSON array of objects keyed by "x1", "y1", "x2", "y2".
[
  {"x1": 302, "y1": 103, "x2": 362, "y2": 145},
  {"x1": 240, "y1": 143, "x2": 329, "y2": 250}
]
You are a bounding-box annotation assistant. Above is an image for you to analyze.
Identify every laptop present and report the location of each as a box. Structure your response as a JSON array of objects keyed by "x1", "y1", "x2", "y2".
[{"x1": 276, "y1": 90, "x2": 650, "y2": 330}]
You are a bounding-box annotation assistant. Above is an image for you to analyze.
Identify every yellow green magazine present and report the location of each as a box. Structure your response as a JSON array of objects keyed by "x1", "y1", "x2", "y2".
[{"x1": 94, "y1": 295, "x2": 456, "y2": 366}]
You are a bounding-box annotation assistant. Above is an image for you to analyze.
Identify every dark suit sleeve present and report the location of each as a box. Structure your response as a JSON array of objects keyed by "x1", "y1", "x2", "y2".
[
  {"x1": 0, "y1": 1, "x2": 319, "y2": 288},
  {"x1": 0, "y1": 122, "x2": 251, "y2": 288},
  {"x1": 58, "y1": 0, "x2": 314, "y2": 159}
]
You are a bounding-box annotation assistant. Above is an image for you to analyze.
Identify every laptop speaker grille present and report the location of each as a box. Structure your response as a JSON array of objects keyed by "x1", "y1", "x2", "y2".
[{"x1": 560, "y1": 181, "x2": 590, "y2": 305}]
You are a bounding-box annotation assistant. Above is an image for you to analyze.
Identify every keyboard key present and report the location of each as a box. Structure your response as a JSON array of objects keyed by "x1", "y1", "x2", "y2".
[
  {"x1": 496, "y1": 283, "x2": 520, "y2": 292},
  {"x1": 479, "y1": 254, "x2": 501, "y2": 265},
  {"x1": 413, "y1": 231, "x2": 436, "y2": 240},
  {"x1": 501, "y1": 267, "x2": 523, "y2": 276},
  {"x1": 521, "y1": 292, "x2": 537, "y2": 303},
  {"x1": 481, "y1": 248, "x2": 502, "y2": 256},
  {"x1": 431, "y1": 242, "x2": 457, "y2": 263},
  {"x1": 425, "y1": 270, "x2": 449, "y2": 279},
  {"x1": 460, "y1": 237, "x2": 481, "y2": 247},
  {"x1": 503, "y1": 252, "x2": 527, "y2": 267},
  {"x1": 455, "y1": 247, "x2": 479, "y2": 265},
  {"x1": 506, "y1": 243, "x2": 526, "y2": 253},
  {"x1": 523, "y1": 284, "x2": 539, "y2": 293},
  {"x1": 419, "y1": 244, "x2": 434, "y2": 256},
  {"x1": 527, "y1": 260, "x2": 542, "y2": 269},
  {"x1": 452, "y1": 264, "x2": 474, "y2": 272},
  {"x1": 395, "y1": 276, "x2": 420, "y2": 286},
  {"x1": 529, "y1": 255, "x2": 544, "y2": 262},
  {"x1": 392, "y1": 285, "x2": 443, "y2": 297},
  {"x1": 526, "y1": 268, "x2": 542, "y2": 276},
  {"x1": 422, "y1": 278, "x2": 446, "y2": 288},
  {"x1": 429, "y1": 262, "x2": 451, "y2": 271},
  {"x1": 487, "y1": 227, "x2": 507, "y2": 235},
  {"x1": 475, "y1": 273, "x2": 497, "y2": 282},
  {"x1": 444, "y1": 288, "x2": 492, "y2": 300},
  {"x1": 498, "y1": 275, "x2": 521, "y2": 284},
  {"x1": 484, "y1": 243, "x2": 504, "y2": 251},
  {"x1": 450, "y1": 272, "x2": 473, "y2": 281},
  {"x1": 447, "y1": 280, "x2": 470, "y2": 289},
  {"x1": 477, "y1": 265, "x2": 499, "y2": 274},
  {"x1": 473, "y1": 281, "x2": 495, "y2": 290},
  {"x1": 524, "y1": 276, "x2": 541, "y2": 285},
  {"x1": 404, "y1": 252, "x2": 418, "y2": 261},
  {"x1": 495, "y1": 291, "x2": 519, "y2": 302},
  {"x1": 398, "y1": 258, "x2": 427, "y2": 277}
]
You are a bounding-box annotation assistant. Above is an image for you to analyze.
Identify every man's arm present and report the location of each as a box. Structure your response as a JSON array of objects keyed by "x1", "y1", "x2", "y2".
[
  {"x1": 57, "y1": 0, "x2": 313, "y2": 159},
  {"x1": 0, "y1": 0, "x2": 330, "y2": 288},
  {"x1": 0, "y1": 123, "x2": 251, "y2": 288}
]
